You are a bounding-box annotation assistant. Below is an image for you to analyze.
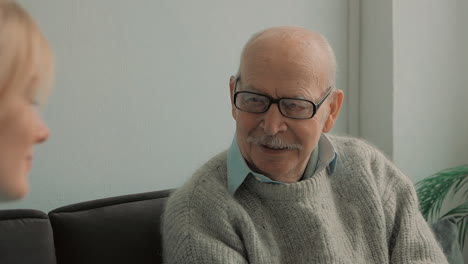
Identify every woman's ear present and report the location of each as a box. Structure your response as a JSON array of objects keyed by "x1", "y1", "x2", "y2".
[{"x1": 322, "y1": 89, "x2": 344, "y2": 133}]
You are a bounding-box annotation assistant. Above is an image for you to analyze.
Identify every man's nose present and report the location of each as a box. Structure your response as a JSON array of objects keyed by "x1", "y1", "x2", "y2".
[{"x1": 260, "y1": 104, "x2": 287, "y2": 136}]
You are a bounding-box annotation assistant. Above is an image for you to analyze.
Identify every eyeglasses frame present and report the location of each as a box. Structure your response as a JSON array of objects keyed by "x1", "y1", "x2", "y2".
[{"x1": 233, "y1": 77, "x2": 333, "y2": 120}]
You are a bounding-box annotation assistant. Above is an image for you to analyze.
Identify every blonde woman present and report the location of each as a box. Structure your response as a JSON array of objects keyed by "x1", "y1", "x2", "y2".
[{"x1": 0, "y1": 0, "x2": 54, "y2": 201}]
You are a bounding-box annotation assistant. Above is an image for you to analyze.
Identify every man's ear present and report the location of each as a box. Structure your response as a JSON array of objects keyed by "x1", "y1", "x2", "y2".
[
  {"x1": 322, "y1": 89, "x2": 344, "y2": 133},
  {"x1": 229, "y1": 76, "x2": 237, "y2": 120}
]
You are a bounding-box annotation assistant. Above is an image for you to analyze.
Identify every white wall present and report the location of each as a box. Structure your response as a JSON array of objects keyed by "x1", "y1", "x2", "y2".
[
  {"x1": 359, "y1": 0, "x2": 394, "y2": 158},
  {"x1": 360, "y1": 0, "x2": 468, "y2": 260},
  {"x1": 3, "y1": 0, "x2": 350, "y2": 211},
  {"x1": 393, "y1": 0, "x2": 468, "y2": 183},
  {"x1": 393, "y1": 0, "x2": 468, "y2": 260},
  {"x1": 359, "y1": 0, "x2": 468, "y2": 181}
]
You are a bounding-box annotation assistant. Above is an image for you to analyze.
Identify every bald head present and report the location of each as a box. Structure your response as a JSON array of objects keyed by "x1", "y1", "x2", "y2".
[{"x1": 238, "y1": 26, "x2": 336, "y2": 91}]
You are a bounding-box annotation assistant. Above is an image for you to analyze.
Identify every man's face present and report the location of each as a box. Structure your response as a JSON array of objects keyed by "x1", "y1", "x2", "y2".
[{"x1": 230, "y1": 51, "x2": 332, "y2": 182}]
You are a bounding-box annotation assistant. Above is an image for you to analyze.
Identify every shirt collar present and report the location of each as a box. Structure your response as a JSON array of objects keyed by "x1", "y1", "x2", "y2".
[
  {"x1": 226, "y1": 136, "x2": 252, "y2": 194},
  {"x1": 227, "y1": 133, "x2": 338, "y2": 195}
]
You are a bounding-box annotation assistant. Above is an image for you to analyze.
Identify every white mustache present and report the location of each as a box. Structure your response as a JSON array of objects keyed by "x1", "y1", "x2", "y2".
[{"x1": 246, "y1": 135, "x2": 302, "y2": 150}]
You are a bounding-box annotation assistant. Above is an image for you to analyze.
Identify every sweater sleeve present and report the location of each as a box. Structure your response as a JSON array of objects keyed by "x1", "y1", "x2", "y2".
[
  {"x1": 371, "y1": 150, "x2": 449, "y2": 264},
  {"x1": 162, "y1": 179, "x2": 249, "y2": 264}
]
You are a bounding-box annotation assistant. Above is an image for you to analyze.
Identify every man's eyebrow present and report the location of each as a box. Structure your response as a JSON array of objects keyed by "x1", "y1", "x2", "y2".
[
  {"x1": 242, "y1": 84, "x2": 261, "y2": 93},
  {"x1": 238, "y1": 80, "x2": 310, "y2": 100},
  {"x1": 237, "y1": 80, "x2": 259, "y2": 93}
]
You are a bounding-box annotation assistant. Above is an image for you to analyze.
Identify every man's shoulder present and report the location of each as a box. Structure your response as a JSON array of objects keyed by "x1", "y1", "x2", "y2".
[
  {"x1": 327, "y1": 134, "x2": 384, "y2": 161},
  {"x1": 166, "y1": 150, "x2": 232, "y2": 210},
  {"x1": 327, "y1": 134, "x2": 399, "y2": 180},
  {"x1": 327, "y1": 134, "x2": 412, "y2": 194}
]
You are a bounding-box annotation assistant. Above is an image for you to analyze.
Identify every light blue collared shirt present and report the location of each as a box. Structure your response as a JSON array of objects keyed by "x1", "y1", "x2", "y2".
[{"x1": 227, "y1": 133, "x2": 338, "y2": 194}]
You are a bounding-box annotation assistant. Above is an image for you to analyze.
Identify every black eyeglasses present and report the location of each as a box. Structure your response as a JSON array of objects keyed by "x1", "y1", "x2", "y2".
[{"x1": 233, "y1": 77, "x2": 333, "y2": 119}]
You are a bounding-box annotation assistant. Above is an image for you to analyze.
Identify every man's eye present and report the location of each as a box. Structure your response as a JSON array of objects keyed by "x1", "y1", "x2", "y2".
[
  {"x1": 243, "y1": 95, "x2": 265, "y2": 104},
  {"x1": 246, "y1": 97, "x2": 261, "y2": 103},
  {"x1": 285, "y1": 102, "x2": 297, "y2": 108},
  {"x1": 282, "y1": 100, "x2": 310, "y2": 112},
  {"x1": 285, "y1": 102, "x2": 301, "y2": 110}
]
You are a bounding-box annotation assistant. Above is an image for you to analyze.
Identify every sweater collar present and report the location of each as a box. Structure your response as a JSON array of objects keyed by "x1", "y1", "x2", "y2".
[{"x1": 227, "y1": 133, "x2": 337, "y2": 195}]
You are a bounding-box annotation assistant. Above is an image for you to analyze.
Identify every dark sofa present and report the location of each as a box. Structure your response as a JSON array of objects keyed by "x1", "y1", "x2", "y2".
[
  {"x1": 0, "y1": 189, "x2": 172, "y2": 264},
  {"x1": 0, "y1": 188, "x2": 464, "y2": 264}
]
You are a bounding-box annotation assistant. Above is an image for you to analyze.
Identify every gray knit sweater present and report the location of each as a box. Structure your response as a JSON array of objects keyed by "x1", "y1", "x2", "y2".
[{"x1": 162, "y1": 135, "x2": 448, "y2": 263}]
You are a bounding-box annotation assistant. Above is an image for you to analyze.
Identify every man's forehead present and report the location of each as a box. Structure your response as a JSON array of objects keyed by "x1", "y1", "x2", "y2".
[
  {"x1": 246, "y1": 26, "x2": 322, "y2": 46},
  {"x1": 237, "y1": 27, "x2": 335, "y2": 93},
  {"x1": 242, "y1": 31, "x2": 328, "y2": 72},
  {"x1": 242, "y1": 27, "x2": 324, "y2": 57},
  {"x1": 237, "y1": 75, "x2": 325, "y2": 100},
  {"x1": 239, "y1": 53, "x2": 328, "y2": 93}
]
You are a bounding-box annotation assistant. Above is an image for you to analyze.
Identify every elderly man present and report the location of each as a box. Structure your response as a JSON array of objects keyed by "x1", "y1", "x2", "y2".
[{"x1": 163, "y1": 26, "x2": 447, "y2": 263}]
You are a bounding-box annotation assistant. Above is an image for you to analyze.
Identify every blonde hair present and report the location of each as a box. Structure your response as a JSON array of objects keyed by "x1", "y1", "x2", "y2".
[{"x1": 0, "y1": 0, "x2": 54, "y2": 104}]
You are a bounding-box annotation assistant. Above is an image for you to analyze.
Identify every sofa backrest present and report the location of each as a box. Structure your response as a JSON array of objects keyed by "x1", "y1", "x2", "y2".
[
  {"x1": 0, "y1": 189, "x2": 464, "y2": 263},
  {"x1": 0, "y1": 209, "x2": 57, "y2": 264},
  {"x1": 48, "y1": 189, "x2": 172, "y2": 264}
]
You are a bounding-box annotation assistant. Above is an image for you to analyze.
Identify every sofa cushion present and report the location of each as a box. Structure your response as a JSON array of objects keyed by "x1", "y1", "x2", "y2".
[
  {"x1": 0, "y1": 209, "x2": 57, "y2": 264},
  {"x1": 49, "y1": 189, "x2": 172, "y2": 264},
  {"x1": 431, "y1": 217, "x2": 464, "y2": 264}
]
